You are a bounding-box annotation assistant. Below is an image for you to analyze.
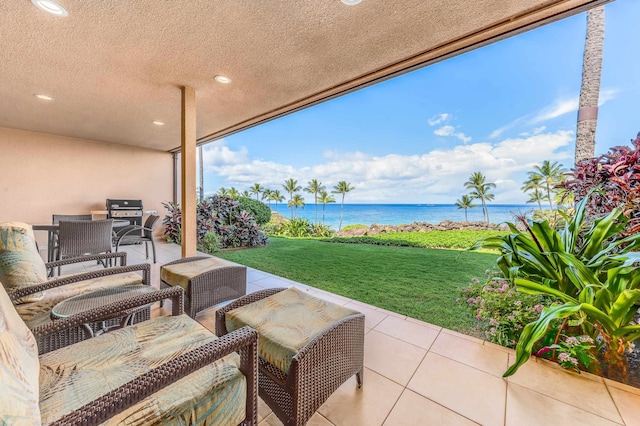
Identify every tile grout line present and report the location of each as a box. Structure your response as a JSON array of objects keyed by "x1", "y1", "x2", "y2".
[
  {"x1": 506, "y1": 381, "x2": 625, "y2": 425},
  {"x1": 371, "y1": 327, "x2": 437, "y2": 352},
  {"x1": 603, "y1": 381, "x2": 627, "y2": 426}
]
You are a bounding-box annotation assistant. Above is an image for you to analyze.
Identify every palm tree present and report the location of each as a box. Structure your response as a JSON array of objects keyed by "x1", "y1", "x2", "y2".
[
  {"x1": 288, "y1": 194, "x2": 305, "y2": 218},
  {"x1": 575, "y1": 5, "x2": 605, "y2": 165},
  {"x1": 261, "y1": 189, "x2": 273, "y2": 207},
  {"x1": 318, "y1": 190, "x2": 336, "y2": 224},
  {"x1": 464, "y1": 172, "x2": 496, "y2": 223},
  {"x1": 454, "y1": 195, "x2": 477, "y2": 222},
  {"x1": 533, "y1": 161, "x2": 565, "y2": 210},
  {"x1": 332, "y1": 181, "x2": 355, "y2": 231},
  {"x1": 240, "y1": 190, "x2": 251, "y2": 198},
  {"x1": 282, "y1": 178, "x2": 301, "y2": 218},
  {"x1": 270, "y1": 189, "x2": 285, "y2": 210},
  {"x1": 304, "y1": 179, "x2": 325, "y2": 224},
  {"x1": 249, "y1": 183, "x2": 264, "y2": 201},
  {"x1": 218, "y1": 187, "x2": 229, "y2": 197},
  {"x1": 228, "y1": 187, "x2": 240, "y2": 199},
  {"x1": 521, "y1": 173, "x2": 547, "y2": 211}
]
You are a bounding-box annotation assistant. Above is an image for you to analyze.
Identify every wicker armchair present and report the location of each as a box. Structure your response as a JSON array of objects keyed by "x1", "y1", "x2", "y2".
[
  {"x1": 1, "y1": 286, "x2": 259, "y2": 425},
  {"x1": 216, "y1": 288, "x2": 365, "y2": 426},
  {"x1": 114, "y1": 214, "x2": 160, "y2": 263},
  {"x1": 9, "y1": 252, "x2": 151, "y2": 354},
  {"x1": 56, "y1": 219, "x2": 114, "y2": 275}
]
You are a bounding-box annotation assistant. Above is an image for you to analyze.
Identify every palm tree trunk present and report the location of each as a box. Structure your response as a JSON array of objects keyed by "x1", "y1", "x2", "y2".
[
  {"x1": 289, "y1": 192, "x2": 293, "y2": 219},
  {"x1": 546, "y1": 183, "x2": 554, "y2": 210},
  {"x1": 315, "y1": 195, "x2": 318, "y2": 224},
  {"x1": 537, "y1": 191, "x2": 542, "y2": 211},
  {"x1": 339, "y1": 194, "x2": 345, "y2": 231},
  {"x1": 464, "y1": 209, "x2": 468, "y2": 222},
  {"x1": 322, "y1": 205, "x2": 326, "y2": 224},
  {"x1": 575, "y1": 6, "x2": 605, "y2": 165},
  {"x1": 481, "y1": 198, "x2": 489, "y2": 223}
]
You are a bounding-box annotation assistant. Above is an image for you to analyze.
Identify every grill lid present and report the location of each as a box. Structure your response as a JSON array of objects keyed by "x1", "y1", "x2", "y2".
[{"x1": 106, "y1": 199, "x2": 143, "y2": 209}]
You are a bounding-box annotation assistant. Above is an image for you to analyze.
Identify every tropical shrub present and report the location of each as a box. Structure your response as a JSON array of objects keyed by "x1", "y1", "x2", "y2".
[
  {"x1": 327, "y1": 230, "x2": 507, "y2": 250},
  {"x1": 342, "y1": 224, "x2": 368, "y2": 231},
  {"x1": 459, "y1": 269, "x2": 552, "y2": 348},
  {"x1": 199, "y1": 231, "x2": 220, "y2": 253},
  {"x1": 162, "y1": 196, "x2": 268, "y2": 249},
  {"x1": 536, "y1": 332, "x2": 597, "y2": 374},
  {"x1": 237, "y1": 197, "x2": 271, "y2": 225},
  {"x1": 560, "y1": 132, "x2": 640, "y2": 236},
  {"x1": 162, "y1": 201, "x2": 181, "y2": 244},
  {"x1": 264, "y1": 217, "x2": 333, "y2": 238},
  {"x1": 471, "y1": 192, "x2": 640, "y2": 381}
]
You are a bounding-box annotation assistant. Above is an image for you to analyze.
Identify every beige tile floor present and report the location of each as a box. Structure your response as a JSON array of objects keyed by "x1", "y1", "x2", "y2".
[{"x1": 48, "y1": 240, "x2": 640, "y2": 426}]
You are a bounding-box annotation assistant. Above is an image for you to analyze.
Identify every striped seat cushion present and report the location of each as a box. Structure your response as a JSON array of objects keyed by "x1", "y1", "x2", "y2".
[
  {"x1": 226, "y1": 287, "x2": 360, "y2": 374},
  {"x1": 39, "y1": 315, "x2": 245, "y2": 426},
  {"x1": 0, "y1": 285, "x2": 41, "y2": 425},
  {"x1": 16, "y1": 272, "x2": 144, "y2": 329},
  {"x1": 0, "y1": 223, "x2": 48, "y2": 302}
]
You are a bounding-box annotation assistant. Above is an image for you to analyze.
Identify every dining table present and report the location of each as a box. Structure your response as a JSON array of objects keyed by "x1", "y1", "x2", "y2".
[{"x1": 32, "y1": 219, "x2": 130, "y2": 262}]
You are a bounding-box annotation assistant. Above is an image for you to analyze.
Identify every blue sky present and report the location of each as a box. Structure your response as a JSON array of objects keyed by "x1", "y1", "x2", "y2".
[{"x1": 201, "y1": 0, "x2": 639, "y2": 204}]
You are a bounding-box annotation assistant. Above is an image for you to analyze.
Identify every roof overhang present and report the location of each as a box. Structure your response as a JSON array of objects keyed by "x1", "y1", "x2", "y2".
[{"x1": 0, "y1": 0, "x2": 611, "y2": 152}]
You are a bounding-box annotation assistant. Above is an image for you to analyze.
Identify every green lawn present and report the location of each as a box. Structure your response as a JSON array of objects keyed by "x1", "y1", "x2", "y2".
[{"x1": 216, "y1": 237, "x2": 497, "y2": 333}]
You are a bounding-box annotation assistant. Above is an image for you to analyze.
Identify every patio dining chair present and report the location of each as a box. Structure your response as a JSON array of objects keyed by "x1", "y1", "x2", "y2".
[
  {"x1": 49, "y1": 214, "x2": 92, "y2": 262},
  {"x1": 114, "y1": 215, "x2": 160, "y2": 263},
  {"x1": 56, "y1": 219, "x2": 114, "y2": 275}
]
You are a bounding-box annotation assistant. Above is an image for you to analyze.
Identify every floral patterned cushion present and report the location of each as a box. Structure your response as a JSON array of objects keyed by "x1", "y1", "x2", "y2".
[
  {"x1": 16, "y1": 273, "x2": 144, "y2": 329},
  {"x1": 0, "y1": 223, "x2": 47, "y2": 301},
  {"x1": 226, "y1": 287, "x2": 360, "y2": 374},
  {"x1": 161, "y1": 257, "x2": 241, "y2": 291},
  {"x1": 39, "y1": 315, "x2": 245, "y2": 425},
  {"x1": 0, "y1": 285, "x2": 41, "y2": 425}
]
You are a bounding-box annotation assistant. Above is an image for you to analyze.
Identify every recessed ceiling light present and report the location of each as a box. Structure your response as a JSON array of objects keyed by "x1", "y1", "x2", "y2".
[
  {"x1": 341, "y1": 0, "x2": 362, "y2": 5},
  {"x1": 214, "y1": 75, "x2": 232, "y2": 84},
  {"x1": 152, "y1": 121, "x2": 165, "y2": 126},
  {"x1": 31, "y1": 0, "x2": 68, "y2": 17},
  {"x1": 34, "y1": 94, "x2": 54, "y2": 101}
]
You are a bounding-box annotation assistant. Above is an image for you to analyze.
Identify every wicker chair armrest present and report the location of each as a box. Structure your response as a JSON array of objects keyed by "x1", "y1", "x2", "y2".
[
  {"x1": 115, "y1": 225, "x2": 151, "y2": 240},
  {"x1": 215, "y1": 287, "x2": 286, "y2": 336},
  {"x1": 9, "y1": 263, "x2": 151, "y2": 302},
  {"x1": 32, "y1": 287, "x2": 185, "y2": 342},
  {"x1": 163, "y1": 255, "x2": 211, "y2": 267},
  {"x1": 45, "y1": 252, "x2": 127, "y2": 269},
  {"x1": 50, "y1": 326, "x2": 259, "y2": 426}
]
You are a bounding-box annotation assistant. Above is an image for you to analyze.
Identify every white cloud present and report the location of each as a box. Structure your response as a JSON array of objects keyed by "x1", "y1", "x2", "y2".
[
  {"x1": 427, "y1": 113, "x2": 450, "y2": 126},
  {"x1": 532, "y1": 98, "x2": 579, "y2": 123},
  {"x1": 490, "y1": 88, "x2": 620, "y2": 138},
  {"x1": 434, "y1": 125, "x2": 454, "y2": 136},
  {"x1": 434, "y1": 125, "x2": 471, "y2": 143},
  {"x1": 203, "y1": 130, "x2": 573, "y2": 204}
]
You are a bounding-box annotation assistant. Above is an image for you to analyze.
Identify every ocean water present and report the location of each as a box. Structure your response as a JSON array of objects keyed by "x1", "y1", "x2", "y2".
[{"x1": 269, "y1": 203, "x2": 533, "y2": 230}]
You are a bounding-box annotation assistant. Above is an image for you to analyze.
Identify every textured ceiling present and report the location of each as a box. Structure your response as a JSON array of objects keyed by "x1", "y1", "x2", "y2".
[{"x1": 0, "y1": 0, "x2": 608, "y2": 151}]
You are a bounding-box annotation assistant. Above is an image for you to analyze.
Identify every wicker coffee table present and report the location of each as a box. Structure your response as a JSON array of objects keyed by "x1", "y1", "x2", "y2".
[{"x1": 51, "y1": 285, "x2": 158, "y2": 336}]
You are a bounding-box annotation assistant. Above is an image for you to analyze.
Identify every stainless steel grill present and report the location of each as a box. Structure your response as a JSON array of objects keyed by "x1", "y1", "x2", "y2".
[{"x1": 107, "y1": 199, "x2": 143, "y2": 233}]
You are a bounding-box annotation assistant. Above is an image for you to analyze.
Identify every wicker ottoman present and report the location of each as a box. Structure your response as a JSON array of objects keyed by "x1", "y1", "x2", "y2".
[
  {"x1": 216, "y1": 287, "x2": 365, "y2": 426},
  {"x1": 160, "y1": 256, "x2": 247, "y2": 318}
]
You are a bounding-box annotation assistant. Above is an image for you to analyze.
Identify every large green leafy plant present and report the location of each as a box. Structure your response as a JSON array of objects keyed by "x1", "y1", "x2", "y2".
[
  {"x1": 472, "y1": 192, "x2": 640, "y2": 381},
  {"x1": 162, "y1": 196, "x2": 268, "y2": 250}
]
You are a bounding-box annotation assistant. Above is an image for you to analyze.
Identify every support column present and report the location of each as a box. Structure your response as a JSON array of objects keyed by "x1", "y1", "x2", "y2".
[{"x1": 181, "y1": 86, "x2": 197, "y2": 258}]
